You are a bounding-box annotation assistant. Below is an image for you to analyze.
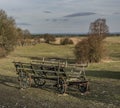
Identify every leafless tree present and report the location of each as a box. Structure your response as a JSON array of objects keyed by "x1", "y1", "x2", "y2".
[
  {"x1": 89, "y1": 18, "x2": 109, "y2": 39},
  {"x1": 75, "y1": 18, "x2": 109, "y2": 63}
]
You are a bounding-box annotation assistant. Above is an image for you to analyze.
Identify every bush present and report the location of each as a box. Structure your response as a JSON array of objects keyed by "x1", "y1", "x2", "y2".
[
  {"x1": 88, "y1": 35, "x2": 105, "y2": 62},
  {"x1": 75, "y1": 36, "x2": 105, "y2": 63},
  {"x1": 43, "y1": 34, "x2": 56, "y2": 44},
  {"x1": 74, "y1": 38, "x2": 89, "y2": 63},
  {"x1": 75, "y1": 18, "x2": 108, "y2": 63},
  {"x1": 60, "y1": 38, "x2": 74, "y2": 45},
  {"x1": 0, "y1": 9, "x2": 18, "y2": 56}
]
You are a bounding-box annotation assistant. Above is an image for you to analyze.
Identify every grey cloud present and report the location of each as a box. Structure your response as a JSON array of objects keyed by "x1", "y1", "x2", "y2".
[
  {"x1": 45, "y1": 19, "x2": 50, "y2": 21},
  {"x1": 44, "y1": 11, "x2": 52, "y2": 13},
  {"x1": 63, "y1": 19, "x2": 69, "y2": 21},
  {"x1": 114, "y1": 12, "x2": 120, "y2": 15},
  {"x1": 52, "y1": 19, "x2": 57, "y2": 22},
  {"x1": 45, "y1": 18, "x2": 69, "y2": 22},
  {"x1": 17, "y1": 22, "x2": 31, "y2": 26},
  {"x1": 10, "y1": 8, "x2": 25, "y2": 12},
  {"x1": 64, "y1": 12, "x2": 96, "y2": 17}
]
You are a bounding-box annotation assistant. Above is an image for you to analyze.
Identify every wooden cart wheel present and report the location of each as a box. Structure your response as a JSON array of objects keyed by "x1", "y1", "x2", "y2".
[
  {"x1": 33, "y1": 77, "x2": 46, "y2": 87},
  {"x1": 57, "y1": 78, "x2": 67, "y2": 94},
  {"x1": 79, "y1": 76, "x2": 86, "y2": 81},
  {"x1": 78, "y1": 83, "x2": 88, "y2": 93},
  {"x1": 18, "y1": 72, "x2": 31, "y2": 89}
]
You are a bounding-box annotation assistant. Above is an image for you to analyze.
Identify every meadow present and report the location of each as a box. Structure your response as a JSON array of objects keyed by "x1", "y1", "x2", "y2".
[{"x1": 0, "y1": 36, "x2": 120, "y2": 108}]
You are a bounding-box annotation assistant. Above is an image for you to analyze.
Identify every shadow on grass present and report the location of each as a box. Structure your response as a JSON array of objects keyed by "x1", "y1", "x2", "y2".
[
  {"x1": 33, "y1": 80, "x2": 120, "y2": 106},
  {"x1": 0, "y1": 74, "x2": 19, "y2": 88},
  {"x1": 0, "y1": 74, "x2": 119, "y2": 106},
  {"x1": 86, "y1": 70, "x2": 120, "y2": 79}
]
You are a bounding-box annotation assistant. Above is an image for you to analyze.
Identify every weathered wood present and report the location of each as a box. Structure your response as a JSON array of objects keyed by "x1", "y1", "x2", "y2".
[{"x1": 13, "y1": 58, "x2": 89, "y2": 94}]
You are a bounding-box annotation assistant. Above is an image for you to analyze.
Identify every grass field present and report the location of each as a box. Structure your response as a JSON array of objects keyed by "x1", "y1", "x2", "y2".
[{"x1": 0, "y1": 36, "x2": 120, "y2": 108}]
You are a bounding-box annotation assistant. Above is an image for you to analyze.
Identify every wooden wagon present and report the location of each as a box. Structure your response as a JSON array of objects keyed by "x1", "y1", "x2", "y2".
[{"x1": 13, "y1": 58, "x2": 89, "y2": 94}]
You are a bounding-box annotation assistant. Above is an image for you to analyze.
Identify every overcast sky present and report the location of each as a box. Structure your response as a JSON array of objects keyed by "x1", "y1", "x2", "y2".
[{"x1": 0, "y1": 0, "x2": 120, "y2": 34}]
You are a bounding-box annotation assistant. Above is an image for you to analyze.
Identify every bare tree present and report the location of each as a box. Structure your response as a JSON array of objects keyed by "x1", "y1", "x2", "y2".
[
  {"x1": 88, "y1": 18, "x2": 109, "y2": 62},
  {"x1": 23, "y1": 29, "x2": 31, "y2": 39},
  {"x1": 89, "y1": 18, "x2": 109, "y2": 39},
  {"x1": 16, "y1": 28, "x2": 31, "y2": 46},
  {"x1": 75, "y1": 18, "x2": 109, "y2": 63}
]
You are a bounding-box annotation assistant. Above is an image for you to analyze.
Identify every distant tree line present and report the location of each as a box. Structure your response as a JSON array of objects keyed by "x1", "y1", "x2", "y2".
[
  {"x1": 32, "y1": 34, "x2": 74, "y2": 45},
  {"x1": 32, "y1": 33, "x2": 88, "y2": 38}
]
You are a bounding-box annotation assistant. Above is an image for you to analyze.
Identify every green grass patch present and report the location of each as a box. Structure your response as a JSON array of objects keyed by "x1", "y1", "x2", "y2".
[
  {"x1": 105, "y1": 36, "x2": 120, "y2": 60},
  {"x1": 11, "y1": 43, "x2": 74, "y2": 59}
]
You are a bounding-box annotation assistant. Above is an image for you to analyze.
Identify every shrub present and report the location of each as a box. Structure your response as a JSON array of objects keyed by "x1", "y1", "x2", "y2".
[
  {"x1": 60, "y1": 38, "x2": 74, "y2": 45},
  {"x1": 0, "y1": 9, "x2": 18, "y2": 57},
  {"x1": 87, "y1": 35, "x2": 104, "y2": 62},
  {"x1": 75, "y1": 18, "x2": 108, "y2": 63},
  {"x1": 75, "y1": 36, "x2": 105, "y2": 63},
  {"x1": 74, "y1": 38, "x2": 89, "y2": 63},
  {"x1": 43, "y1": 34, "x2": 56, "y2": 44}
]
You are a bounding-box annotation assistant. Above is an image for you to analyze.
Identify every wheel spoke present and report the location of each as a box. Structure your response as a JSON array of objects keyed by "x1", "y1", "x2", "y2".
[
  {"x1": 78, "y1": 83, "x2": 88, "y2": 93},
  {"x1": 34, "y1": 77, "x2": 46, "y2": 86},
  {"x1": 57, "y1": 78, "x2": 67, "y2": 94}
]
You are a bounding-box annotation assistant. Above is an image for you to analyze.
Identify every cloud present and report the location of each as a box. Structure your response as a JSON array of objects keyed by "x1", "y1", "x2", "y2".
[
  {"x1": 17, "y1": 22, "x2": 31, "y2": 26},
  {"x1": 114, "y1": 12, "x2": 120, "y2": 15},
  {"x1": 43, "y1": 11, "x2": 52, "y2": 13},
  {"x1": 45, "y1": 18, "x2": 69, "y2": 22},
  {"x1": 64, "y1": 12, "x2": 96, "y2": 17}
]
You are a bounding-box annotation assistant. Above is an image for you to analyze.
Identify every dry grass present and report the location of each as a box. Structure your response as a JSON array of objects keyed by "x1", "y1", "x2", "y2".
[{"x1": 0, "y1": 36, "x2": 120, "y2": 108}]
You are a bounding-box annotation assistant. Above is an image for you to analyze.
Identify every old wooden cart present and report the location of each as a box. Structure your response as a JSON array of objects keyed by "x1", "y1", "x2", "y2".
[{"x1": 13, "y1": 58, "x2": 89, "y2": 94}]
